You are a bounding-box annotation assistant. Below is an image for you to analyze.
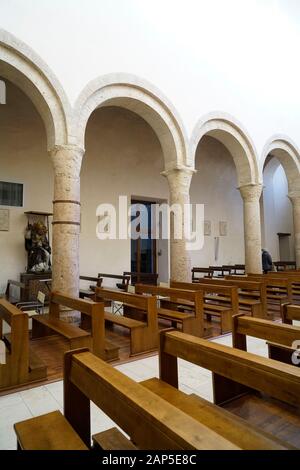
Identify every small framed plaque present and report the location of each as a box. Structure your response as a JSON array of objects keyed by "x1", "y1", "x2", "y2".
[
  {"x1": 219, "y1": 221, "x2": 227, "y2": 236},
  {"x1": 204, "y1": 220, "x2": 211, "y2": 236},
  {"x1": 0, "y1": 209, "x2": 9, "y2": 231}
]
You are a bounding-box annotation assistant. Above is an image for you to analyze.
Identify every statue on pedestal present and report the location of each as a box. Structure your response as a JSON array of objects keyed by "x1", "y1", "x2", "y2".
[{"x1": 25, "y1": 220, "x2": 51, "y2": 273}]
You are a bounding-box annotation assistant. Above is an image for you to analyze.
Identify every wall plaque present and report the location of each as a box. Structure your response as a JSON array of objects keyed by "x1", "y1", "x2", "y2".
[{"x1": 0, "y1": 209, "x2": 9, "y2": 231}]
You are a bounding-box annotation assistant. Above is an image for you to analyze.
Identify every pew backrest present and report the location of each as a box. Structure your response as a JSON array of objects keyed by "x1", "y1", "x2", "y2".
[
  {"x1": 159, "y1": 329, "x2": 300, "y2": 408},
  {"x1": 63, "y1": 349, "x2": 237, "y2": 450},
  {"x1": 170, "y1": 280, "x2": 239, "y2": 316},
  {"x1": 49, "y1": 292, "x2": 105, "y2": 358},
  {"x1": 95, "y1": 287, "x2": 157, "y2": 328},
  {"x1": 98, "y1": 273, "x2": 130, "y2": 291},
  {"x1": 0, "y1": 298, "x2": 29, "y2": 385}
]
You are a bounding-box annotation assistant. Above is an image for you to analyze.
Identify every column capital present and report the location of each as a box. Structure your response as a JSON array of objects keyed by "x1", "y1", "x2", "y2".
[
  {"x1": 162, "y1": 166, "x2": 195, "y2": 194},
  {"x1": 239, "y1": 183, "x2": 263, "y2": 202},
  {"x1": 50, "y1": 144, "x2": 85, "y2": 177}
]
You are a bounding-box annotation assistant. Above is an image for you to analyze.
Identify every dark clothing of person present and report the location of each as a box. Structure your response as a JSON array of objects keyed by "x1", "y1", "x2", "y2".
[{"x1": 262, "y1": 250, "x2": 273, "y2": 274}]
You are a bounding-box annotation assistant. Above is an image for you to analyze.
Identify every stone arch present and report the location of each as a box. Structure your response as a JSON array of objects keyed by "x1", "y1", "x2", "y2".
[
  {"x1": 261, "y1": 135, "x2": 300, "y2": 193},
  {"x1": 0, "y1": 29, "x2": 72, "y2": 149},
  {"x1": 191, "y1": 112, "x2": 260, "y2": 186},
  {"x1": 73, "y1": 73, "x2": 190, "y2": 171}
]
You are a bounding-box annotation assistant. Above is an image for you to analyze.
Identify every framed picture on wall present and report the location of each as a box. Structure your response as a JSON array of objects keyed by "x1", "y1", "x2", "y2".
[
  {"x1": 219, "y1": 221, "x2": 227, "y2": 236},
  {"x1": 204, "y1": 220, "x2": 211, "y2": 236},
  {"x1": 0, "y1": 208, "x2": 9, "y2": 231}
]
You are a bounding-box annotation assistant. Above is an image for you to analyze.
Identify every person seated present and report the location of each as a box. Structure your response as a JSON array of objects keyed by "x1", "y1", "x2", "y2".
[{"x1": 262, "y1": 248, "x2": 273, "y2": 274}]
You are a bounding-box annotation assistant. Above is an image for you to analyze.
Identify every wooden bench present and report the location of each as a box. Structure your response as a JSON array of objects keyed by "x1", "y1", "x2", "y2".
[
  {"x1": 171, "y1": 280, "x2": 238, "y2": 334},
  {"x1": 14, "y1": 410, "x2": 88, "y2": 450},
  {"x1": 32, "y1": 292, "x2": 119, "y2": 361},
  {"x1": 232, "y1": 313, "x2": 300, "y2": 367},
  {"x1": 265, "y1": 272, "x2": 300, "y2": 302},
  {"x1": 62, "y1": 349, "x2": 278, "y2": 449},
  {"x1": 154, "y1": 329, "x2": 300, "y2": 448},
  {"x1": 135, "y1": 284, "x2": 204, "y2": 337},
  {"x1": 274, "y1": 261, "x2": 296, "y2": 271},
  {"x1": 79, "y1": 275, "x2": 102, "y2": 300},
  {"x1": 14, "y1": 347, "x2": 293, "y2": 450},
  {"x1": 95, "y1": 288, "x2": 158, "y2": 356},
  {"x1": 192, "y1": 267, "x2": 213, "y2": 281},
  {"x1": 229, "y1": 274, "x2": 292, "y2": 315},
  {"x1": 210, "y1": 277, "x2": 266, "y2": 317},
  {"x1": 98, "y1": 273, "x2": 130, "y2": 291},
  {"x1": 0, "y1": 298, "x2": 47, "y2": 391},
  {"x1": 0, "y1": 280, "x2": 26, "y2": 305},
  {"x1": 123, "y1": 271, "x2": 158, "y2": 286}
]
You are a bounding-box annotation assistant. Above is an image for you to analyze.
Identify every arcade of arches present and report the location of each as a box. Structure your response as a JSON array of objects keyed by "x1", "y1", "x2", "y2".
[{"x1": 1, "y1": 75, "x2": 300, "y2": 295}]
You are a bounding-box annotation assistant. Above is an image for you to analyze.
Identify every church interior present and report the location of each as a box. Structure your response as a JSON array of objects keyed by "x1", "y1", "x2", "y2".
[{"x1": 1, "y1": 0, "x2": 300, "y2": 453}]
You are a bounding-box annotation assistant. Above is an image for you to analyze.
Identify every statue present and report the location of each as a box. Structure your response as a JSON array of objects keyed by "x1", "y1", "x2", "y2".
[{"x1": 25, "y1": 221, "x2": 51, "y2": 273}]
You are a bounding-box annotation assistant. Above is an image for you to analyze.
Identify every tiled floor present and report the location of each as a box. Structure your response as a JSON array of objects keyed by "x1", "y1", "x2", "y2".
[{"x1": 0, "y1": 334, "x2": 268, "y2": 450}]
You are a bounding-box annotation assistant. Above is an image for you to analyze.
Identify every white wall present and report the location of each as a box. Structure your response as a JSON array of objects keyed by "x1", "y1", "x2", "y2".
[
  {"x1": 1, "y1": 0, "x2": 300, "y2": 157},
  {"x1": 262, "y1": 158, "x2": 294, "y2": 261},
  {"x1": 190, "y1": 136, "x2": 244, "y2": 267},
  {"x1": 0, "y1": 81, "x2": 53, "y2": 292},
  {"x1": 80, "y1": 106, "x2": 169, "y2": 284}
]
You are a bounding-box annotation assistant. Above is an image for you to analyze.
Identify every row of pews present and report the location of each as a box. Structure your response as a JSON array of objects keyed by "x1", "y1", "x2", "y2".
[
  {"x1": 1, "y1": 267, "x2": 300, "y2": 449},
  {"x1": 14, "y1": 322, "x2": 300, "y2": 449},
  {"x1": 2, "y1": 270, "x2": 300, "y2": 392}
]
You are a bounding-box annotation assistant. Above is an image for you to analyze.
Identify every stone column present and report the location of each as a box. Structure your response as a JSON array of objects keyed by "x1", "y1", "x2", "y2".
[
  {"x1": 239, "y1": 183, "x2": 263, "y2": 274},
  {"x1": 50, "y1": 145, "x2": 84, "y2": 296},
  {"x1": 288, "y1": 191, "x2": 300, "y2": 268},
  {"x1": 164, "y1": 168, "x2": 194, "y2": 282}
]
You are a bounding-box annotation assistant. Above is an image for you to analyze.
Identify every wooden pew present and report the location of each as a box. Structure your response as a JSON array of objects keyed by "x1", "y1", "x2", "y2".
[
  {"x1": 0, "y1": 298, "x2": 47, "y2": 390},
  {"x1": 232, "y1": 313, "x2": 300, "y2": 367},
  {"x1": 170, "y1": 280, "x2": 238, "y2": 334},
  {"x1": 79, "y1": 275, "x2": 102, "y2": 299},
  {"x1": 265, "y1": 271, "x2": 300, "y2": 302},
  {"x1": 32, "y1": 292, "x2": 119, "y2": 361},
  {"x1": 282, "y1": 302, "x2": 300, "y2": 325},
  {"x1": 192, "y1": 267, "x2": 213, "y2": 281},
  {"x1": 1, "y1": 280, "x2": 26, "y2": 305},
  {"x1": 15, "y1": 348, "x2": 261, "y2": 450},
  {"x1": 233, "y1": 264, "x2": 246, "y2": 275},
  {"x1": 98, "y1": 273, "x2": 130, "y2": 291},
  {"x1": 135, "y1": 284, "x2": 204, "y2": 337},
  {"x1": 193, "y1": 277, "x2": 265, "y2": 318},
  {"x1": 95, "y1": 288, "x2": 158, "y2": 356},
  {"x1": 152, "y1": 329, "x2": 300, "y2": 448},
  {"x1": 123, "y1": 271, "x2": 158, "y2": 286},
  {"x1": 274, "y1": 261, "x2": 296, "y2": 271},
  {"x1": 229, "y1": 274, "x2": 292, "y2": 315}
]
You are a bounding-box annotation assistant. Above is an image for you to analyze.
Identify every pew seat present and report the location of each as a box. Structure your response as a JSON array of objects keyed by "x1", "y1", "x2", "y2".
[
  {"x1": 105, "y1": 310, "x2": 146, "y2": 329},
  {"x1": 92, "y1": 428, "x2": 137, "y2": 450},
  {"x1": 203, "y1": 303, "x2": 232, "y2": 333},
  {"x1": 223, "y1": 393, "x2": 300, "y2": 449},
  {"x1": 205, "y1": 294, "x2": 261, "y2": 317},
  {"x1": 141, "y1": 377, "x2": 292, "y2": 450},
  {"x1": 32, "y1": 314, "x2": 91, "y2": 350},
  {"x1": 14, "y1": 410, "x2": 88, "y2": 450},
  {"x1": 157, "y1": 307, "x2": 199, "y2": 335}
]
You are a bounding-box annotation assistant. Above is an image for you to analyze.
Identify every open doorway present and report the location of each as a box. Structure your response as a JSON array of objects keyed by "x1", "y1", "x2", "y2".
[{"x1": 130, "y1": 198, "x2": 169, "y2": 282}]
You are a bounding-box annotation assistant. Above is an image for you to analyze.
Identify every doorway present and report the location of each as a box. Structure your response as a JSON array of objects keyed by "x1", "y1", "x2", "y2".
[{"x1": 131, "y1": 199, "x2": 157, "y2": 275}]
